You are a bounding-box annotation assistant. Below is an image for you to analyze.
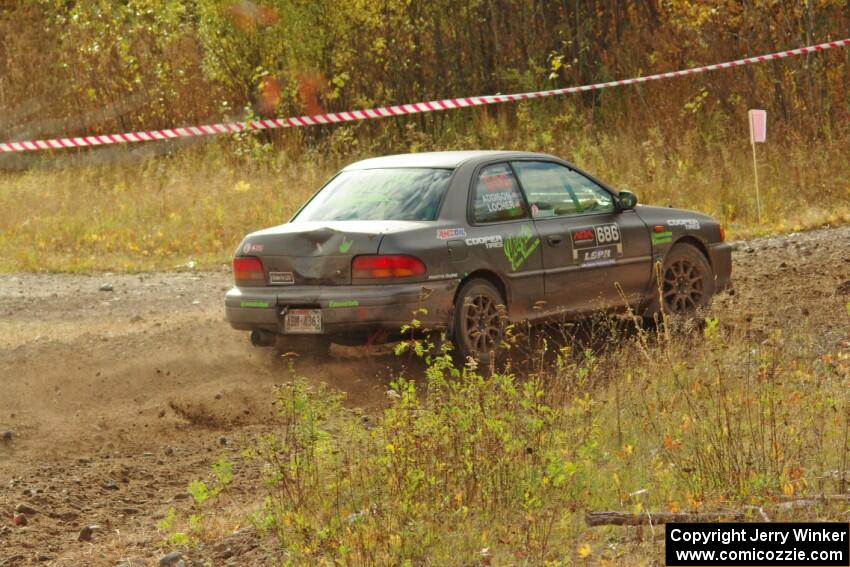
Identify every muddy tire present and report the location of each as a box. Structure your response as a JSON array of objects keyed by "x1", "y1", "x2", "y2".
[
  {"x1": 452, "y1": 279, "x2": 506, "y2": 366},
  {"x1": 648, "y1": 242, "x2": 716, "y2": 317}
]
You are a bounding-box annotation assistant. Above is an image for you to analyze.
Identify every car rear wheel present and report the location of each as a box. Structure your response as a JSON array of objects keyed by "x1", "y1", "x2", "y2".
[
  {"x1": 656, "y1": 243, "x2": 715, "y2": 316},
  {"x1": 453, "y1": 279, "x2": 506, "y2": 365}
]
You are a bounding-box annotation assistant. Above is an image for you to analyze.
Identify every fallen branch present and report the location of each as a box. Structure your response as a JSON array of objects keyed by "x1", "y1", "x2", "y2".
[
  {"x1": 586, "y1": 493, "x2": 850, "y2": 527},
  {"x1": 585, "y1": 511, "x2": 744, "y2": 526},
  {"x1": 776, "y1": 494, "x2": 850, "y2": 502}
]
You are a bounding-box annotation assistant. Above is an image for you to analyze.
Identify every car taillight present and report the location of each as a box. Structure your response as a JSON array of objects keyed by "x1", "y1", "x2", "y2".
[
  {"x1": 233, "y1": 257, "x2": 265, "y2": 283},
  {"x1": 352, "y1": 255, "x2": 426, "y2": 279},
  {"x1": 719, "y1": 224, "x2": 726, "y2": 242}
]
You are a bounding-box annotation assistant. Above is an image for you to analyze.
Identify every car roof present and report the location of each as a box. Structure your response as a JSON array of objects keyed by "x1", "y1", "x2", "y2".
[{"x1": 342, "y1": 150, "x2": 557, "y2": 170}]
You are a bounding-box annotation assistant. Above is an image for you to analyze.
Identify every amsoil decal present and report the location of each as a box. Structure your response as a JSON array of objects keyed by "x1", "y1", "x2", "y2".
[
  {"x1": 437, "y1": 228, "x2": 466, "y2": 240},
  {"x1": 571, "y1": 223, "x2": 623, "y2": 265}
]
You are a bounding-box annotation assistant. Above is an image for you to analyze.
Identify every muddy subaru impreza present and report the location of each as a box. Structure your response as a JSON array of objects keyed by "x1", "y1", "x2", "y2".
[{"x1": 225, "y1": 151, "x2": 731, "y2": 361}]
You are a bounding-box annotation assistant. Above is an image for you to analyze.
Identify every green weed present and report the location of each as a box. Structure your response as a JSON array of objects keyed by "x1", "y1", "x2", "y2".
[{"x1": 171, "y1": 303, "x2": 850, "y2": 564}]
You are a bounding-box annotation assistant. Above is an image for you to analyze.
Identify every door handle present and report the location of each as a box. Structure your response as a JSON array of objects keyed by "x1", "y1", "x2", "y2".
[{"x1": 547, "y1": 234, "x2": 563, "y2": 246}]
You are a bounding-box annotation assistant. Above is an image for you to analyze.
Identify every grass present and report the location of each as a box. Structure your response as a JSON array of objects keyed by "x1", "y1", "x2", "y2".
[
  {"x1": 0, "y1": 144, "x2": 324, "y2": 272},
  {"x1": 160, "y1": 301, "x2": 850, "y2": 565},
  {"x1": 2, "y1": 108, "x2": 849, "y2": 273}
]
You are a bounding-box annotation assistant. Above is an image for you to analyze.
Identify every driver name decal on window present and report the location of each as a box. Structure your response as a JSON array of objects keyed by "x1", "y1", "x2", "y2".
[
  {"x1": 480, "y1": 171, "x2": 521, "y2": 213},
  {"x1": 472, "y1": 164, "x2": 527, "y2": 223},
  {"x1": 482, "y1": 191, "x2": 521, "y2": 213},
  {"x1": 571, "y1": 223, "x2": 623, "y2": 266}
]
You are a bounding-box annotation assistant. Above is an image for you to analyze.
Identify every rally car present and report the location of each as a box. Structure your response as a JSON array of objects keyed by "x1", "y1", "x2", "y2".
[{"x1": 225, "y1": 151, "x2": 731, "y2": 362}]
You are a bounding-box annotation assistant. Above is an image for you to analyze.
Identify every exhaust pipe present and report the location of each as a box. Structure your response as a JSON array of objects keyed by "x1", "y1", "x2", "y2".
[{"x1": 250, "y1": 330, "x2": 276, "y2": 347}]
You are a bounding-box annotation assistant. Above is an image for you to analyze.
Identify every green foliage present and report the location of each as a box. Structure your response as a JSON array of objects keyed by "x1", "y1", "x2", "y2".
[
  {"x1": 250, "y1": 361, "x2": 597, "y2": 564},
  {"x1": 187, "y1": 479, "x2": 211, "y2": 505},
  {"x1": 212, "y1": 456, "x2": 234, "y2": 486},
  {"x1": 703, "y1": 316, "x2": 720, "y2": 340},
  {"x1": 157, "y1": 302, "x2": 850, "y2": 564},
  {"x1": 158, "y1": 456, "x2": 236, "y2": 548},
  {"x1": 2, "y1": 0, "x2": 848, "y2": 150},
  {"x1": 157, "y1": 507, "x2": 191, "y2": 547}
]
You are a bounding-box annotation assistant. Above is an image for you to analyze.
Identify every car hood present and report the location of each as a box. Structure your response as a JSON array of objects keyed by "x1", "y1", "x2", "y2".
[
  {"x1": 634, "y1": 205, "x2": 715, "y2": 222},
  {"x1": 633, "y1": 204, "x2": 721, "y2": 243}
]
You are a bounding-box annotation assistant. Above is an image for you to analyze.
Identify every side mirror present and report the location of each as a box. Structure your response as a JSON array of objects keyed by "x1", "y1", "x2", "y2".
[{"x1": 618, "y1": 190, "x2": 638, "y2": 210}]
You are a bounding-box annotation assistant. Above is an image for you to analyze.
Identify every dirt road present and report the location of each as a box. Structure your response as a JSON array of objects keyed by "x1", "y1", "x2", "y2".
[{"x1": 1, "y1": 225, "x2": 848, "y2": 566}]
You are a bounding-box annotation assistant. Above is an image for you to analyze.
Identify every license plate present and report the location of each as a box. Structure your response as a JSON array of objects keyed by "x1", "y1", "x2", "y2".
[{"x1": 283, "y1": 309, "x2": 322, "y2": 334}]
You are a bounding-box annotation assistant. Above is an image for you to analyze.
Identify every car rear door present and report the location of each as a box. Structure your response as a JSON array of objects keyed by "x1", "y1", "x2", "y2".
[
  {"x1": 511, "y1": 160, "x2": 652, "y2": 315},
  {"x1": 464, "y1": 162, "x2": 544, "y2": 318}
]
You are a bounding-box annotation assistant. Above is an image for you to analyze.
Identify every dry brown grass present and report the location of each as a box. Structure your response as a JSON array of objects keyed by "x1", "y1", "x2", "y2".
[{"x1": 1, "y1": 119, "x2": 848, "y2": 272}]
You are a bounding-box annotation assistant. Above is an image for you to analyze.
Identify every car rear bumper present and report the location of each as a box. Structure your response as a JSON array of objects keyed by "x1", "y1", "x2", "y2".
[
  {"x1": 224, "y1": 281, "x2": 456, "y2": 335},
  {"x1": 708, "y1": 242, "x2": 732, "y2": 292}
]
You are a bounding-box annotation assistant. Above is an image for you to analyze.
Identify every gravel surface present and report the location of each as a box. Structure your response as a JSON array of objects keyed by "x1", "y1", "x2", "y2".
[{"x1": 0, "y1": 225, "x2": 848, "y2": 565}]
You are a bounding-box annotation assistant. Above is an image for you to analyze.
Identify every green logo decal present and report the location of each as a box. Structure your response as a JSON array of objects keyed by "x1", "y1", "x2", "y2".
[
  {"x1": 503, "y1": 224, "x2": 540, "y2": 271},
  {"x1": 339, "y1": 236, "x2": 354, "y2": 253},
  {"x1": 240, "y1": 300, "x2": 270, "y2": 308},
  {"x1": 652, "y1": 231, "x2": 673, "y2": 245},
  {"x1": 328, "y1": 299, "x2": 359, "y2": 309}
]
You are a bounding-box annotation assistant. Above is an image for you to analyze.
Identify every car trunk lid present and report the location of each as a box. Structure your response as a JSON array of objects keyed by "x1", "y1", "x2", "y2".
[{"x1": 236, "y1": 220, "x2": 428, "y2": 286}]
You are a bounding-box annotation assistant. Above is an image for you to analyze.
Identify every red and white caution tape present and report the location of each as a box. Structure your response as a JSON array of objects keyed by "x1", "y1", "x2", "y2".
[{"x1": 2, "y1": 38, "x2": 848, "y2": 153}]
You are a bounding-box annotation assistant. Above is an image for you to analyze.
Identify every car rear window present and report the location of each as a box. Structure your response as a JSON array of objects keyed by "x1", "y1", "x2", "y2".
[{"x1": 293, "y1": 168, "x2": 452, "y2": 222}]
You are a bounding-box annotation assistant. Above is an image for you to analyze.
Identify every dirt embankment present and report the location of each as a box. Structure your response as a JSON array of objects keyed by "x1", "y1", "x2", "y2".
[{"x1": 1, "y1": 225, "x2": 848, "y2": 566}]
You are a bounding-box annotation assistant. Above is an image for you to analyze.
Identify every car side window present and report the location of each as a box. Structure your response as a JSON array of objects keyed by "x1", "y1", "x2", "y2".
[
  {"x1": 511, "y1": 161, "x2": 614, "y2": 218},
  {"x1": 471, "y1": 163, "x2": 529, "y2": 223}
]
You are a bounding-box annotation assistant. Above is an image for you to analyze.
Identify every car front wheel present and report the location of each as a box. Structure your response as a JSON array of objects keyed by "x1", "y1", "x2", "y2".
[
  {"x1": 452, "y1": 279, "x2": 506, "y2": 365},
  {"x1": 657, "y1": 243, "x2": 716, "y2": 315}
]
